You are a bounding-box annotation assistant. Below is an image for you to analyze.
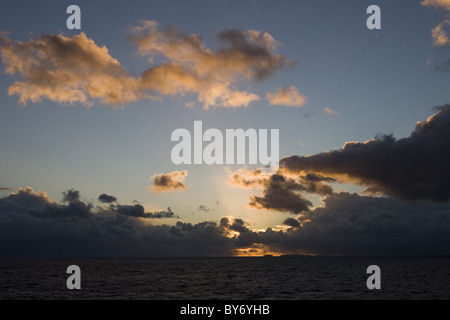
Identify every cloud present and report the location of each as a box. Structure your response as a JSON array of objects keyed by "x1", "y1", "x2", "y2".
[
  {"x1": 198, "y1": 205, "x2": 210, "y2": 213},
  {"x1": 422, "y1": 0, "x2": 450, "y2": 51},
  {"x1": 0, "y1": 187, "x2": 261, "y2": 257},
  {"x1": 227, "y1": 168, "x2": 333, "y2": 214},
  {"x1": 2, "y1": 188, "x2": 173, "y2": 222},
  {"x1": 0, "y1": 188, "x2": 202, "y2": 258},
  {"x1": 219, "y1": 216, "x2": 251, "y2": 234},
  {"x1": 110, "y1": 204, "x2": 178, "y2": 219},
  {"x1": 324, "y1": 107, "x2": 339, "y2": 116},
  {"x1": 0, "y1": 187, "x2": 56, "y2": 211},
  {"x1": 0, "y1": 32, "x2": 145, "y2": 106},
  {"x1": 226, "y1": 167, "x2": 269, "y2": 189},
  {"x1": 280, "y1": 106, "x2": 450, "y2": 202},
  {"x1": 0, "y1": 22, "x2": 297, "y2": 109},
  {"x1": 248, "y1": 174, "x2": 313, "y2": 214},
  {"x1": 130, "y1": 22, "x2": 294, "y2": 82},
  {"x1": 227, "y1": 106, "x2": 450, "y2": 220},
  {"x1": 149, "y1": 170, "x2": 189, "y2": 193},
  {"x1": 130, "y1": 21, "x2": 296, "y2": 109},
  {"x1": 229, "y1": 218, "x2": 252, "y2": 234},
  {"x1": 1, "y1": 187, "x2": 450, "y2": 257},
  {"x1": 431, "y1": 20, "x2": 450, "y2": 47},
  {"x1": 282, "y1": 217, "x2": 301, "y2": 228},
  {"x1": 98, "y1": 193, "x2": 117, "y2": 204},
  {"x1": 266, "y1": 86, "x2": 307, "y2": 107},
  {"x1": 62, "y1": 189, "x2": 81, "y2": 203},
  {"x1": 220, "y1": 106, "x2": 450, "y2": 255},
  {"x1": 422, "y1": 0, "x2": 450, "y2": 10},
  {"x1": 257, "y1": 192, "x2": 450, "y2": 256}
]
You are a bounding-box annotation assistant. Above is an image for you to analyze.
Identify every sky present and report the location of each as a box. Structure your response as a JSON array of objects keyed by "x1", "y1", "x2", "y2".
[{"x1": 1, "y1": 0, "x2": 450, "y2": 257}]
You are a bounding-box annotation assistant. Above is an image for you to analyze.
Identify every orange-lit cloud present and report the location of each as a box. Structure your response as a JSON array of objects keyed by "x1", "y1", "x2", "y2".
[
  {"x1": 0, "y1": 32, "x2": 146, "y2": 106},
  {"x1": 149, "y1": 170, "x2": 189, "y2": 193},
  {"x1": 0, "y1": 21, "x2": 297, "y2": 109},
  {"x1": 226, "y1": 167, "x2": 268, "y2": 189},
  {"x1": 130, "y1": 20, "x2": 295, "y2": 109},
  {"x1": 431, "y1": 20, "x2": 450, "y2": 47},
  {"x1": 422, "y1": 0, "x2": 450, "y2": 48},
  {"x1": 227, "y1": 167, "x2": 334, "y2": 214},
  {"x1": 324, "y1": 107, "x2": 339, "y2": 115},
  {"x1": 266, "y1": 86, "x2": 307, "y2": 107},
  {"x1": 422, "y1": 0, "x2": 450, "y2": 10}
]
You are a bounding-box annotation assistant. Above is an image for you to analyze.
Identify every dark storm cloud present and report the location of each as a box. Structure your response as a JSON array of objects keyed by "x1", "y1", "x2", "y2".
[
  {"x1": 230, "y1": 106, "x2": 450, "y2": 218},
  {"x1": 301, "y1": 173, "x2": 335, "y2": 183},
  {"x1": 0, "y1": 187, "x2": 54, "y2": 213},
  {"x1": 280, "y1": 106, "x2": 450, "y2": 202},
  {"x1": 282, "y1": 217, "x2": 301, "y2": 228},
  {"x1": 228, "y1": 167, "x2": 336, "y2": 214},
  {"x1": 249, "y1": 174, "x2": 313, "y2": 214},
  {"x1": 0, "y1": 187, "x2": 251, "y2": 258},
  {"x1": 229, "y1": 169, "x2": 333, "y2": 214},
  {"x1": 298, "y1": 173, "x2": 335, "y2": 195},
  {"x1": 218, "y1": 106, "x2": 450, "y2": 255},
  {"x1": 229, "y1": 218, "x2": 251, "y2": 234},
  {"x1": 259, "y1": 192, "x2": 450, "y2": 256},
  {"x1": 212, "y1": 193, "x2": 450, "y2": 256},
  {"x1": 62, "y1": 189, "x2": 80, "y2": 203},
  {"x1": 0, "y1": 188, "x2": 178, "y2": 222},
  {"x1": 111, "y1": 204, "x2": 178, "y2": 219},
  {"x1": 98, "y1": 193, "x2": 117, "y2": 204},
  {"x1": 1, "y1": 187, "x2": 450, "y2": 256},
  {"x1": 218, "y1": 216, "x2": 250, "y2": 234},
  {"x1": 29, "y1": 200, "x2": 92, "y2": 219}
]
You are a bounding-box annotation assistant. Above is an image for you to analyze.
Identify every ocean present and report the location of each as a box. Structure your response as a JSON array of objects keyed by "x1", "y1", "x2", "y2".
[{"x1": 1, "y1": 256, "x2": 449, "y2": 300}]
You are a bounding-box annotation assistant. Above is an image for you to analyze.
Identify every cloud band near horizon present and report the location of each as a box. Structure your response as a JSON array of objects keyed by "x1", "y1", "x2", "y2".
[{"x1": 1, "y1": 186, "x2": 450, "y2": 257}]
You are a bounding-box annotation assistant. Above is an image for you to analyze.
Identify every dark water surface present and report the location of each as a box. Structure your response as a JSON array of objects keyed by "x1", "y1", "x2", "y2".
[{"x1": 1, "y1": 256, "x2": 449, "y2": 300}]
